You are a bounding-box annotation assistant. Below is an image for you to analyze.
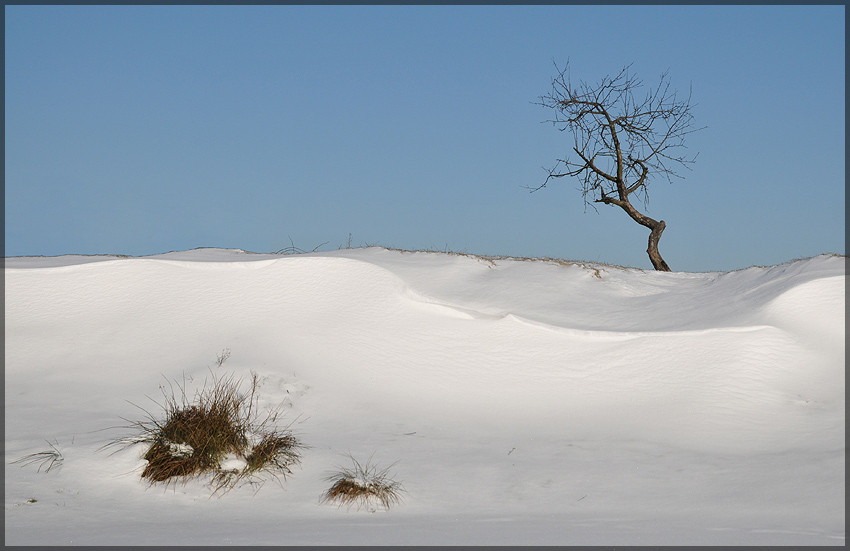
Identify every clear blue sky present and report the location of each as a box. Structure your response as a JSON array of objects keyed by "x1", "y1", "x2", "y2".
[{"x1": 5, "y1": 5, "x2": 845, "y2": 271}]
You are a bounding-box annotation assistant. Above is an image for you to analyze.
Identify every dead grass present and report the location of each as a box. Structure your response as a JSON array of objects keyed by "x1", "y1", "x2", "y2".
[
  {"x1": 12, "y1": 439, "x2": 64, "y2": 473},
  {"x1": 265, "y1": 236, "x2": 639, "y2": 275},
  {"x1": 245, "y1": 432, "x2": 301, "y2": 474},
  {"x1": 103, "y1": 369, "x2": 303, "y2": 495},
  {"x1": 321, "y1": 454, "x2": 404, "y2": 511},
  {"x1": 377, "y1": 245, "x2": 637, "y2": 275}
]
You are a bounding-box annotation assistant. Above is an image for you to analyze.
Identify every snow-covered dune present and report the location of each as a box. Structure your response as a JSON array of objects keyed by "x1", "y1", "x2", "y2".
[{"x1": 4, "y1": 248, "x2": 845, "y2": 545}]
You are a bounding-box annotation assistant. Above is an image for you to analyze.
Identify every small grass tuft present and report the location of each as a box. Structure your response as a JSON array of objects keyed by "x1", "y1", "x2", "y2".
[
  {"x1": 321, "y1": 454, "x2": 404, "y2": 511},
  {"x1": 214, "y1": 348, "x2": 232, "y2": 367},
  {"x1": 12, "y1": 439, "x2": 64, "y2": 473},
  {"x1": 103, "y1": 368, "x2": 303, "y2": 495},
  {"x1": 246, "y1": 432, "x2": 301, "y2": 474}
]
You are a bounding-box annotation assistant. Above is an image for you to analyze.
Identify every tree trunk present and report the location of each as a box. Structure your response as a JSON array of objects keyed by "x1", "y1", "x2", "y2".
[
  {"x1": 647, "y1": 220, "x2": 671, "y2": 272},
  {"x1": 596, "y1": 195, "x2": 673, "y2": 272}
]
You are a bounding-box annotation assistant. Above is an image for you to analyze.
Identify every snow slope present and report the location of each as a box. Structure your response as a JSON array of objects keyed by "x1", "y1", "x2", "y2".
[{"x1": 4, "y1": 248, "x2": 845, "y2": 545}]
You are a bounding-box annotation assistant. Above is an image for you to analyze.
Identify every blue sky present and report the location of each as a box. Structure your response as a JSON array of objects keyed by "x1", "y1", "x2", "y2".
[{"x1": 5, "y1": 5, "x2": 845, "y2": 271}]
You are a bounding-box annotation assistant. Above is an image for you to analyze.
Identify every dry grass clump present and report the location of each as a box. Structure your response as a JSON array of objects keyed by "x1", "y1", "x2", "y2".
[
  {"x1": 245, "y1": 432, "x2": 301, "y2": 474},
  {"x1": 321, "y1": 454, "x2": 404, "y2": 511},
  {"x1": 104, "y1": 370, "x2": 303, "y2": 494}
]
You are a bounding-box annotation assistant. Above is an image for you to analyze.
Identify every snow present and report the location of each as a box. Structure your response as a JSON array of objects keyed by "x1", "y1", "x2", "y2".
[
  {"x1": 4, "y1": 247, "x2": 845, "y2": 545},
  {"x1": 219, "y1": 455, "x2": 248, "y2": 472},
  {"x1": 165, "y1": 442, "x2": 194, "y2": 458}
]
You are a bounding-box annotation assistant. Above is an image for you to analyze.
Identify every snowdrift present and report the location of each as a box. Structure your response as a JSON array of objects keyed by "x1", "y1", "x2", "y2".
[{"x1": 4, "y1": 248, "x2": 845, "y2": 545}]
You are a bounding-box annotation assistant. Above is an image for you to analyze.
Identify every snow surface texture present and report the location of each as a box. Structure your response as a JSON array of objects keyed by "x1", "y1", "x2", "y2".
[{"x1": 4, "y1": 247, "x2": 845, "y2": 545}]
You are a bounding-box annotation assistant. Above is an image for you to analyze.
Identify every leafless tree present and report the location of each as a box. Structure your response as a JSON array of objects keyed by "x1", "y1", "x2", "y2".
[{"x1": 531, "y1": 62, "x2": 703, "y2": 271}]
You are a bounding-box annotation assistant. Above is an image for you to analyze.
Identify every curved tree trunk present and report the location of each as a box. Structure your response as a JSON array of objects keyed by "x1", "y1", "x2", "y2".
[
  {"x1": 646, "y1": 220, "x2": 671, "y2": 272},
  {"x1": 596, "y1": 195, "x2": 673, "y2": 272}
]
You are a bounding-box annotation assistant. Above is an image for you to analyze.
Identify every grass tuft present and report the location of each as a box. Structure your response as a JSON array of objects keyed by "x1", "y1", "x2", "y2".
[
  {"x1": 246, "y1": 432, "x2": 301, "y2": 474},
  {"x1": 103, "y1": 368, "x2": 303, "y2": 495},
  {"x1": 214, "y1": 348, "x2": 232, "y2": 367},
  {"x1": 321, "y1": 454, "x2": 404, "y2": 511},
  {"x1": 12, "y1": 439, "x2": 64, "y2": 473}
]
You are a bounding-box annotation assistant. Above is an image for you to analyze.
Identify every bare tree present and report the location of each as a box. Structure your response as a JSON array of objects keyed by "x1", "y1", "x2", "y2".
[{"x1": 531, "y1": 62, "x2": 703, "y2": 271}]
